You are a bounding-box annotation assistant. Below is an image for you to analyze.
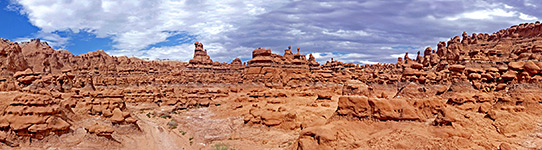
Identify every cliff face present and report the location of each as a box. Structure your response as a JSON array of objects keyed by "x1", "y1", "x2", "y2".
[
  {"x1": 3, "y1": 22, "x2": 542, "y2": 88},
  {"x1": 392, "y1": 21, "x2": 542, "y2": 90},
  {"x1": 0, "y1": 38, "x2": 28, "y2": 75}
]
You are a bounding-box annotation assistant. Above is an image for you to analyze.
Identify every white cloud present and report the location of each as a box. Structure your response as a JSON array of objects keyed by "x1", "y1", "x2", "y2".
[
  {"x1": 504, "y1": 4, "x2": 513, "y2": 9},
  {"x1": 524, "y1": 0, "x2": 537, "y2": 7},
  {"x1": 358, "y1": 60, "x2": 379, "y2": 65},
  {"x1": 389, "y1": 53, "x2": 416, "y2": 60},
  {"x1": 445, "y1": 9, "x2": 515, "y2": 21},
  {"x1": 322, "y1": 29, "x2": 370, "y2": 38},
  {"x1": 11, "y1": 0, "x2": 289, "y2": 61},
  {"x1": 312, "y1": 52, "x2": 373, "y2": 64},
  {"x1": 108, "y1": 43, "x2": 194, "y2": 61},
  {"x1": 443, "y1": 4, "x2": 538, "y2": 23},
  {"x1": 519, "y1": 13, "x2": 538, "y2": 21},
  {"x1": 9, "y1": 0, "x2": 542, "y2": 64},
  {"x1": 310, "y1": 52, "x2": 378, "y2": 64},
  {"x1": 287, "y1": 29, "x2": 306, "y2": 36}
]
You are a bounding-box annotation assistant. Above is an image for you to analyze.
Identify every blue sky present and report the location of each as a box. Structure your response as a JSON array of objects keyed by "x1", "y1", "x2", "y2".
[
  {"x1": 0, "y1": 1, "x2": 37, "y2": 40},
  {"x1": 0, "y1": 1, "x2": 113, "y2": 55},
  {"x1": 1, "y1": 0, "x2": 540, "y2": 64}
]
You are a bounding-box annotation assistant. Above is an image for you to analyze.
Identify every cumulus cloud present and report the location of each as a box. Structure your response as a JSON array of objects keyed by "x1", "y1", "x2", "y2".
[{"x1": 8, "y1": 0, "x2": 542, "y2": 64}]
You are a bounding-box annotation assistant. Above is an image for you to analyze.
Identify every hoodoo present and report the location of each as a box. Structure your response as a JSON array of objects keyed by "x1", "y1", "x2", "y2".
[{"x1": 0, "y1": 22, "x2": 542, "y2": 149}]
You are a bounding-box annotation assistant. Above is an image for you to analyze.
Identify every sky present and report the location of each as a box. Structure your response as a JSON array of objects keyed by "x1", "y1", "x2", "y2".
[{"x1": 0, "y1": 0, "x2": 540, "y2": 64}]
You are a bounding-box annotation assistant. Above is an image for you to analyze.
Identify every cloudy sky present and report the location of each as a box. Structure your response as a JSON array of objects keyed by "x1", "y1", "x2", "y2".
[{"x1": 0, "y1": 0, "x2": 540, "y2": 64}]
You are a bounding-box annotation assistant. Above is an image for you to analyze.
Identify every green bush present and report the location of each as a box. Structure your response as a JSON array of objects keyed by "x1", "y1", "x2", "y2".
[{"x1": 167, "y1": 120, "x2": 178, "y2": 129}]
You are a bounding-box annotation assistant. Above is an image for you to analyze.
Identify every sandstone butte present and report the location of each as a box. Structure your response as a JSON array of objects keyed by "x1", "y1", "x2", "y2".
[{"x1": 0, "y1": 22, "x2": 541, "y2": 149}]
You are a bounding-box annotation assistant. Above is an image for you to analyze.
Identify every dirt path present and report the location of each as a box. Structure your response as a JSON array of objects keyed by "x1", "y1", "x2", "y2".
[{"x1": 119, "y1": 113, "x2": 191, "y2": 150}]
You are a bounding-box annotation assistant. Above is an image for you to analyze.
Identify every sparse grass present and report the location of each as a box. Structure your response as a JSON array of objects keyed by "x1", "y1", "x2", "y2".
[
  {"x1": 212, "y1": 143, "x2": 232, "y2": 150},
  {"x1": 160, "y1": 115, "x2": 169, "y2": 119},
  {"x1": 168, "y1": 119, "x2": 178, "y2": 129}
]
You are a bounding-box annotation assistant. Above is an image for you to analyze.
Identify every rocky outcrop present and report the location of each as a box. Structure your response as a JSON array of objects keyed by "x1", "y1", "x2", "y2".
[
  {"x1": 0, "y1": 39, "x2": 28, "y2": 76},
  {"x1": 20, "y1": 39, "x2": 70, "y2": 74},
  {"x1": 0, "y1": 94, "x2": 70, "y2": 139},
  {"x1": 188, "y1": 42, "x2": 212, "y2": 65},
  {"x1": 0, "y1": 22, "x2": 542, "y2": 149}
]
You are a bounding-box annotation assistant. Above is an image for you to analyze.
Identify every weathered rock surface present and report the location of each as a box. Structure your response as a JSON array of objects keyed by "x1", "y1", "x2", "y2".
[{"x1": 0, "y1": 22, "x2": 542, "y2": 149}]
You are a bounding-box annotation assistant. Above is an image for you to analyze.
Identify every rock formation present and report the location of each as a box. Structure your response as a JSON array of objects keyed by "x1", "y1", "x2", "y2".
[
  {"x1": 0, "y1": 22, "x2": 542, "y2": 149},
  {"x1": 188, "y1": 42, "x2": 212, "y2": 65}
]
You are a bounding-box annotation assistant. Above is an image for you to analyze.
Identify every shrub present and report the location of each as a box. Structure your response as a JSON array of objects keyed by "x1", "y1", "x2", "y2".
[{"x1": 167, "y1": 120, "x2": 178, "y2": 129}]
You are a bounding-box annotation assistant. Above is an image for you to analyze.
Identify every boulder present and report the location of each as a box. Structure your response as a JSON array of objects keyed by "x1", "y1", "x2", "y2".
[
  {"x1": 508, "y1": 61, "x2": 525, "y2": 71},
  {"x1": 110, "y1": 108, "x2": 125, "y2": 123},
  {"x1": 524, "y1": 61, "x2": 541, "y2": 74},
  {"x1": 449, "y1": 64, "x2": 466, "y2": 72},
  {"x1": 317, "y1": 92, "x2": 333, "y2": 100},
  {"x1": 337, "y1": 96, "x2": 371, "y2": 118},
  {"x1": 369, "y1": 98, "x2": 419, "y2": 121}
]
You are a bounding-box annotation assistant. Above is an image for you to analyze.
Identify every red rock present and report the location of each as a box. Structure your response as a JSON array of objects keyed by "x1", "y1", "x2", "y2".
[
  {"x1": 1, "y1": 22, "x2": 542, "y2": 149},
  {"x1": 337, "y1": 96, "x2": 371, "y2": 118},
  {"x1": 188, "y1": 42, "x2": 213, "y2": 65},
  {"x1": 449, "y1": 64, "x2": 465, "y2": 72},
  {"x1": 502, "y1": 71, "x2": 517, "y2": 81},
  {"x1": 524, "y1": 61, "x2": 540, "y2": 74},
  {"x1": 110, "y1": 108, "x2": 125, "y2": 123},
  {"x1": 411, "y1": 62, "x2": 423, "y2": 69},
  {"x1": 508, "y1": 61, "x2": 525, "y2": 71},
  {"x1": 369, "y1": 98, "x2": 419, "y2": 121},
  {"x1": 317, "y1": 92, "x2": 333, "y2": 100},
  {"x1": 87, "y1": 122, "x2": 114, "y2": 136},
  {"x1": 261, "y1": 112, "x2": 283, "y2": 126},
  {"x1": 402, "y1": 68, "x2": 416, "y2": 76}
]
